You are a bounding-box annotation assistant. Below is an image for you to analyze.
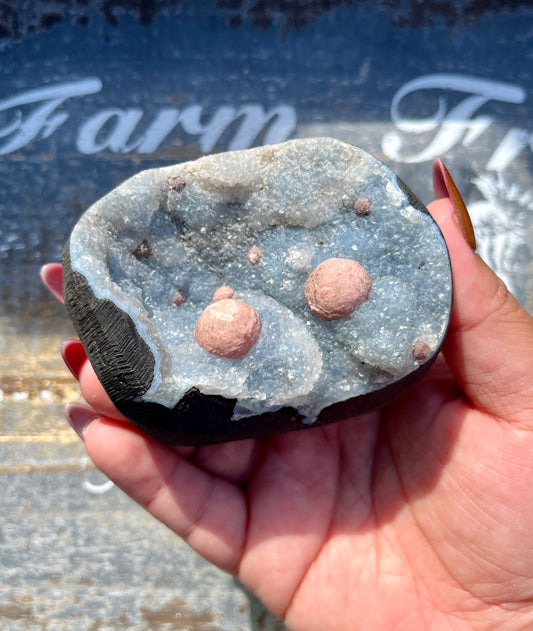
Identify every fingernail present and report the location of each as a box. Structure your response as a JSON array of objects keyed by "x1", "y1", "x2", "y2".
[
  {"x1": 433, "y1": 158, "x2": 476, "y2": 251},
  {"x1": 65, "y1": 403, "x2": 98, "y2": 441},
  {"x1": 61, "y1": 339, "x2": 86, "y2": 380},
  {"x1": 40, "y1": 263, "x2": 64, "y2": 304}
]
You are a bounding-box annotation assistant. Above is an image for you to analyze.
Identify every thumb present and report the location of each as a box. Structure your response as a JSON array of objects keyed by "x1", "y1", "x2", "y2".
[{"x1": 427, "y1": 196, "x2": 533, "y2": 427}]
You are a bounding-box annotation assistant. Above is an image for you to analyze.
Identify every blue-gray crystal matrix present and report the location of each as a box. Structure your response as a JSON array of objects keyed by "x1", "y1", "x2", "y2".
[{"x1": 69, "y1": 138, "x2": 452, "y2": 422}]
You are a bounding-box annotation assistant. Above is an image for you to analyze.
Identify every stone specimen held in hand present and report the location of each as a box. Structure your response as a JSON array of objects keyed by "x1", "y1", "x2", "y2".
[{"x1": 62, "y1": 138, "x2": 452, "y2": 444}]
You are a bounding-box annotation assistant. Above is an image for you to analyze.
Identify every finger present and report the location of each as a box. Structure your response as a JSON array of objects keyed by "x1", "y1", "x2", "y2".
[
  {"x1": 65, "y1": 401, "x2": 194, "y2": 458},
  {"x1": 61, "y1": 339, "x2": 87, "y2": 380},
  {"x1": 78, "y1": 359, "x2": 129, "y2": 421},
  {"x1": 192, "y1": 439, "x2": 260, "y2": 484},
  {"x1": 83, "y1": 418, "x2": 247, "y2": 573},
  {"x1": 62, "y1": 338, "x2": 127, "y2": 421},
  {"x1": 65, "y1": 402, "x2": 100, "y2": 440},
  {"x1": 40, "y1": 263, "x2": 64, "y2": 304},
  {"x1": 427, "y1": 197, "x2": 533, "y2": 426}
]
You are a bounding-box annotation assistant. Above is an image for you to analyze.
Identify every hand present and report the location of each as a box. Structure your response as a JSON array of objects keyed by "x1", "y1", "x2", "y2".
[{"x1": 42, "y1": 164, "x2": 533, "y2": 631}]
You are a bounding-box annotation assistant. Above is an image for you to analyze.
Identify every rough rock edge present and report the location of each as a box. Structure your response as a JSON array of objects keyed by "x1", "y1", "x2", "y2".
[{"x1": 62, "y1": 155, "x2": 451, "y2": 445}]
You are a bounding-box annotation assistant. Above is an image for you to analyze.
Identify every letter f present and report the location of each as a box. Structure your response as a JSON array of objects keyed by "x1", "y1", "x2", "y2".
[{"x1": 0, "y1": 78, "x2": 102, "y2": 155}]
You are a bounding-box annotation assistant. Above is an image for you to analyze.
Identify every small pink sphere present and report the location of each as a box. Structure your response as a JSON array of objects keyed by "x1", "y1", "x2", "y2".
[
  {"x1": 304, "y1": 258, "x2": 372, "y2": 321},
  {"x1": 213, "y1": 285, "x2": 235, "y2": 302},
  {"x1": 195, "y1": 298, "x2": 261, "y2": 359},
  {"x1": 247, "y1": 245, "x2": 263, "y2": 265}
]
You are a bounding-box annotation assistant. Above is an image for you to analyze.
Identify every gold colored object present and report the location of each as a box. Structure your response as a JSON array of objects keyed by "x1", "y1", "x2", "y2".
[{"x1": 433, "y1": 157, "x2": 477, "y2": 251}]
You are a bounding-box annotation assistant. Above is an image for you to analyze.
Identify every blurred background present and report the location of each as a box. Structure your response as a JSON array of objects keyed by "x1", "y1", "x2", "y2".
[{"x1": 1, "y1": 1, "x2": 532, "y2": 628}]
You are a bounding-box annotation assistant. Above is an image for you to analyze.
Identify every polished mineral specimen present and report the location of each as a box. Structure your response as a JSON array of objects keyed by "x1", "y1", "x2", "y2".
[{"x1": 63, "y1": 138, "x2": 452, "y2": 444}]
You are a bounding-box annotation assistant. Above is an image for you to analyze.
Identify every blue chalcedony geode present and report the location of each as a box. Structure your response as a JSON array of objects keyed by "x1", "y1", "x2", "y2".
[{"x1": 62, "y1": 138, "x2": 452, "y2": 444}]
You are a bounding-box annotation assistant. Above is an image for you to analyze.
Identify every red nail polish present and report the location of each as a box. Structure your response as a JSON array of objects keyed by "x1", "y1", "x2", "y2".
[
  {"x1": 40, "y1": 263, "x2": 64, "y2": 304},
  {"x1": 433, "y1": 158, "x2": 476, "y2": 251},
  {"x1": 61, "y1": 339, "x2": 86, "y2": 380},
  {"x1": 65, "y1": 403, "x2": 98, "y2": 441}
]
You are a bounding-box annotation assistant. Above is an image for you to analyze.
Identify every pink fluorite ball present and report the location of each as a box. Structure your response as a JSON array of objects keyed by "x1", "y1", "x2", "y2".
[
  {"x1": 195, "y1": 298, "x2": 261, "y2": 359},
  {"x1": 305, "y1": 258, "x2": 372, "y2": 321}
]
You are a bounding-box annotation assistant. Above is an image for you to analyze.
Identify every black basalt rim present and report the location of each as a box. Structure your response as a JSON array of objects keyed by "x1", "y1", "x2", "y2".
[{"x1": 116, "y1": 354, "x2": 438, "y2": 445}]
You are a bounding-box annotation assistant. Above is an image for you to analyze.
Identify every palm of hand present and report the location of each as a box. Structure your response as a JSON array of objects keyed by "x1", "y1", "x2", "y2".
[{"x1": 84, "y1": 352, "x2": 532, "y2": 631}]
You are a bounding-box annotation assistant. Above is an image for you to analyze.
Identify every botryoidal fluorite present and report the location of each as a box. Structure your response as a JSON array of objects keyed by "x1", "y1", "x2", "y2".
[{"x1": 63, "y1": 138, "x2": 452, "y2": 444}]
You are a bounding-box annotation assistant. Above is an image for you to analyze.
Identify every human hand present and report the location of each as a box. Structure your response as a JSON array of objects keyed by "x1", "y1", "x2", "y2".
[{"x1": 42, "y1": 161, "x2": 533, "y2": 630}]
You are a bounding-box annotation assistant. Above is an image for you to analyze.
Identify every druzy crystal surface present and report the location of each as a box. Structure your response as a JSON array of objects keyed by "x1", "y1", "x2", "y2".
[{"x1": 63, "y1": 138, "x2": 452, "y2": 444}]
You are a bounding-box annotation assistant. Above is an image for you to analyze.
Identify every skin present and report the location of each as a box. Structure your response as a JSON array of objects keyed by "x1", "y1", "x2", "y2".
[{"x1": 43, "y1": 196, "x2": 533, "y2": 630}]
